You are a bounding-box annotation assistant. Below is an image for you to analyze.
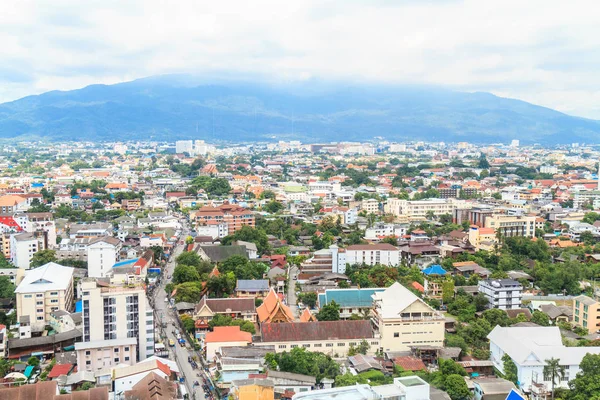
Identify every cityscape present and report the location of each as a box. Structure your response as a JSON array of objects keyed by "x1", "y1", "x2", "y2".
[{"x1": 3, "y1": 1, "x2": 600, "y2": 400}]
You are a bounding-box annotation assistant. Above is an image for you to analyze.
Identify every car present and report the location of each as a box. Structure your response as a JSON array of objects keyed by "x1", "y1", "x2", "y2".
[
  {"x1": 167, "y1": 275, "x2": 172, "y2": 279},
  {"x1": 169, "y1": 339, "x2": 175, "y2": 347}
]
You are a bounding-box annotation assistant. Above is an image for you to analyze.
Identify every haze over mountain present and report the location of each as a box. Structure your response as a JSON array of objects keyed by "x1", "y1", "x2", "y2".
[{"x1": 0, "y1": 74, "x2": 598, "y2": 144}]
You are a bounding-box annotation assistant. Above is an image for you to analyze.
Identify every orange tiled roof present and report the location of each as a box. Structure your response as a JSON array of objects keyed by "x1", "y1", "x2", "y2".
[
  {"x1": 205, "y1": 326, "x2": 252, "y2": 343},
  {"x1": 256, "y1": 288, "x2": 294, "y2": 323},
  {"x1": 299, "y1": 308, "x2": 316, "y2": 323}
]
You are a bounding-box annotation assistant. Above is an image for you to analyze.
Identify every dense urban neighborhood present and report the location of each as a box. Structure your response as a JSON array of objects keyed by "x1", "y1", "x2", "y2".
[{"x1": 2, "y1": 139, "x2": 600, "y2": 400}]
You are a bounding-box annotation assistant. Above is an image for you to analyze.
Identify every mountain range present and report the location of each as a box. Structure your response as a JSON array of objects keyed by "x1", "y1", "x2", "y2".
[{"x1": 0, "y1": 74, "x2": 598, "y2": 144}]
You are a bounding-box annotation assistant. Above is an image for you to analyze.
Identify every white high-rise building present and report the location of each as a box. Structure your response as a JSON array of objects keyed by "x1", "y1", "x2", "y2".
[
  {"x1": 175, "y1": 140, "x2": 194, "y2": 154},
  {"x1": 77, "y1": 279, "x2": 155, "y2": 371},
  {"x1": 510, "y1": 139, "x2": 520, "y2": 148},
  {"x1": 87, "y1": 237, "x2": 122, "y2": 278}
]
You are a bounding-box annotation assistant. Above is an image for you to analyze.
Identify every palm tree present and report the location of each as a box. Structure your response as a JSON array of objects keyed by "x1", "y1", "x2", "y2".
[{"x1": 543, "y1": 357, "x2": 566, "y2": 400}]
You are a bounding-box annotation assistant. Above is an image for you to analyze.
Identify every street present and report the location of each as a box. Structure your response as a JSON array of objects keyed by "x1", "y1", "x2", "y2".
[
  {"x1": 152, "y1": 223, "x2": 213, "y2": 400},
  {"x1": 287, "y1": 265, "x2": 299, "y2": 318}
]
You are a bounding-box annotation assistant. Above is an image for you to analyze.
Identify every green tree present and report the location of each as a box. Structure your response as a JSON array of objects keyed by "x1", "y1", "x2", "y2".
[
  {"x1": 176, "y1": 251, "x2": 202, "y2": 268},
  {"x1": 531, "y1": 310, "x2": 551, "y2": 326},
  {"x1": 264, "y1": 201, "x2": 284, "y2": 214},
  {"x1": 445, "y1": 374, "x2": 471, "y2": 400},
  {"x1": 569, "y1": 353, "x2": 600, "y2": 400},
  {"x1": 0, "y1": 277, "x2": 16, "y2": 299},
  {"x1": 181, "y1": 314, "x2": 195, "y2": 333},
  {"x1": 298, "y1": 292, "x2": 318, "y2": 308},
  {"x1": 172, "y1": 264, "x2": 200, "y2": 284},
  {"x1": 544, "y1": 357, "x2": 565, "y2": 400},
  {"x1": 442, "y1": 278, "x2": 455, "y2": 304},
  {"x1": 316, "y1": 300, "x2": 340, "y2": 321},
  {"x1": 30, "y1": 249, "x2": 58, "y2": 268},
  {"x1": 28, "y1": 356, "x2": 40, "y2": 367},
  {"x1": 502, "y1": 353, "x2": 518, "y2": 385},
  {"x1": 478, "y1": 154, "x2": 490, "y2": 169},
  {"x1": 381, "y1": 236, "x2": 398, "y2": 246},
  {"x1": 221, "y1": 226, "x2": 270, "y2": 254},
  {"x1": 173, "y1": 282, "x2": 203, "y2": 303},
  {"x1": 265, "y1": 347, "x2": 340, "y2": 382}
]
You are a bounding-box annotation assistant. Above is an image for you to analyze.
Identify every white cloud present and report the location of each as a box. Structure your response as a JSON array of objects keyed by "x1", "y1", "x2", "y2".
[{"x1": 1, "y1": 0, "x2": 600, "y2": 117}]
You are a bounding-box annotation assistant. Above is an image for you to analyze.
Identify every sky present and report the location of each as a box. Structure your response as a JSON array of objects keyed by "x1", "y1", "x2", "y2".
[{"x1": 2, "y1": 0, "x2": 600, "y2": 118}]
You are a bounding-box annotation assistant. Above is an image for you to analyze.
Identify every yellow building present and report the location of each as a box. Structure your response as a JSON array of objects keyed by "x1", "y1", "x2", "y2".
[
  {"x1": 468, "y1": 226, "x2": 497, "y2": 251},
  {"x1": 372, "y1": 282, "x2": 445, "y2": 352},
  {"x1": 484, "y1": 214, "x2": 537, "y2": 238},
  {"x1": 229, "y1": 378, "x2": 274, "y2": 400},
  {"x1": 573, "y1": 295, "x2": 600, "y2": 334}
]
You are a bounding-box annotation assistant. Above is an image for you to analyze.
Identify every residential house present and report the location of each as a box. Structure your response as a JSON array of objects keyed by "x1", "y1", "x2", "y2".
[
  {"x1": 236, "y1": 280, "x2": 270, "y2": 298},
  {"x1": 488, "y1": 325, "x2": 600, "y2": 393},
  {"x1": 317, "y1": 288, "x2": 385, "y2": 320},
  {"x1": 15, "y1": 262, "x2": 74, "y2": 333},
  {"x1": 344, "y1": 244, "x2": 400, "y2": 268},
  {"x1": 478, "y1": 279, "x2": 523, "y2": 310},
  {"x1": 257, "y1": 320, "x2": 379, "y2": 356},
  {"x1": 573, "y1": 295, "x2": 600, "y2": 334},
  {"x1": 229, "y1": 378, "x2": 274, "y2": 400},
  {"x1": 372, "y1": 282, "x2": 445, "y2": 352},
  {"x1": 193, "y1": 296, "x2": 257, "y2": 333}
]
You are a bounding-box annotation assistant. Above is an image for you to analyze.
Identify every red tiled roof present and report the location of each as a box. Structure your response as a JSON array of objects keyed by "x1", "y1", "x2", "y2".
[
  {"x1": 261, "y1": 320, "x2": 373, "y2": 343},
  {"x1": 393, "y1": 356, "x2": 426, "y2": 371},
  {"x1": 205, "y1": 326, "x2": 252, "y2": 343},
  {"x1": 47, "y1": 363, "x2": 73, "y2": 378}
]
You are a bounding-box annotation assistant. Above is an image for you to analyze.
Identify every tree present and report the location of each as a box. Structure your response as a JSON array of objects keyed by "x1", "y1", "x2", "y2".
[
  {"x1": 478, "y1": 154, "x2": 490, "y2": 169},
  {"x1": 218, "y1": 255, "x2": 266, "y2": 280},
  {"x1": 531, "y1": 310, "x2": 551, "y2": 326},
  {"x1": 28, "y1": 198, "x2": 50, "y2": 212},
  {"x1": 265, "y1": 347, "x2": 340, "y2": 382},
  {"x1": 221, "y1": 226, "x2": 270, "y2": 254},
  {"x1": 316, "y1": 300, "x2": 340, "y2": 321},
  {"x1": 381, "y1": 236, "x2": 398, "y2": 246},
  {"x1": 502, "y1": 353, "x2": 518, "y2": 385},
  {"x1": 0, "y1": 277, "x2": 16, "y2": 299},
  {"x1": 544, "y1": 357, "x2": 565, "y2": 400},
  {"x1": 569, "y1": 353, "x2": 600, "y2": 400},
  {"x1": 176, "y1": 252, "x2": 202, "y2": 268},
  {"x1": 264, "y1": 201, "x2": 284, "y2": 214},
  {"x1": 442, "y1": 279, "x2": 455, "y2": 304},
  {"x1": 185, "y1": 236, "x2": 194, "y2": 245},
  {"x1": 181, "y1": 314, "x2": 195, "y2": 333},
  {"x1": 30, "y1": 249, "x2": 57, "y2": 268},
  {"x1": 206, "y1": 178, "x2": 231, "y2": 196},
  {"x1": 445, "y1": 374, "x2": 471, "y2": 400},
  {"x1": 173, "y1": 282, "x2": 203, "y2": 303},
  {"x1": 172, "y1": 265, "x2": 200, "y2": 284},
  {"x1": 473, "y1": 293, "x2": 489, "y2": 312},
  {"x1": 298, "y1": 292, "x2": 318, "y2": 308},
  {"x1": 348, "y1": 339, "x2": 370, "y2": 356},
  {"x1": 28, "y1": 356, "x2": 40, "y2": 367}
]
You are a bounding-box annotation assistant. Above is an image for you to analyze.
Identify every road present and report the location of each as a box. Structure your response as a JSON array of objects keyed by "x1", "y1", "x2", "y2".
[
  {"x1": 152, "y1": 222, "x2": 213, "y2": 400},
  {"x1": 287, "y1": 265, "x2": 299, "y2": 319}
]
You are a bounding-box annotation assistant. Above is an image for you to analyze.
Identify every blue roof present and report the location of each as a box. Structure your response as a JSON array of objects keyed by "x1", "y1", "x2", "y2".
[
  {"x1": 505, "y1": 389, "x2": 525, "y2": 400},
  {"x1": 318, "y1": 288, "x2": 385, "y2": 308},
  {"x1": 113, "y1": 258, "x2": 138, "y2": 268},
  {"x1": 24, "y1": 365, "x2": 34, "y2": 378},
  {"x1": 422, "y1": 265, "x2": 447, "y2": 276},
  {"x1": 31, "y1": 183, "x2": 44, "y2": 188}
]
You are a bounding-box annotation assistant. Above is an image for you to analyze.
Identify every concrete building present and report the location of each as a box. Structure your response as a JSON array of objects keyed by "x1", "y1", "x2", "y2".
[
  {"x1": 77, "y1": 279, "x2": 154, "y2": 371},
  {"x1": 87, "y1": 236, "x2": 122, "y2": 278},
  {"x1": 11, "y1": 231, "x2": 46, "y2": 269},
  {"x1": 468, "y1": 226, "x2": 497, "y2": 251},
  {"x1": 192, "y1": 204, "x2": 255, "y2": 235},
  {"x1": 573, "y1": 295, "x2": 600, "y2": 334},
  {"x1": 489, "y1": 326, "x2": 600, "y2": 394},
  {"x1": 484, "y1": 214, "x2": 537, "y2": 238},
  {"x1": 364, "y1": 223, "x2": 408, "y2": 240},
  {"x1": 478, "y1": 279, "x2": 523, "y2": 310},
  {"x1": 385, "y1": 198, "x2": 470, "y2": 221},
  {"x1": 15, "y1": 262, "x2": 74, "y2": 333},
  {"x1": 372, "y1": 282, "x2": 445, "y2": 352},
  {"x1": 256, "y1": 320, "x2": 379, "y2": 357},
  {"x1": 317, "y1": 288, "x2": 385, "y2": 320},
  {"x1": 361, "y1": 198, "x2": 380, "y2": 214},
  {"x1": 344, "y1": 244, "x2": 400, "y2": 268},
  {"x1": 205, "y1": 326, "x2": 252, "y2": 360},
  {"x1": 175, "y1": 140, "x2": 194, "y2": 154}
]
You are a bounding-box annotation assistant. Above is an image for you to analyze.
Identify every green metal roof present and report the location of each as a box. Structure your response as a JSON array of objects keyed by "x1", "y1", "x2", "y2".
[{"x1": 318, "y1": 288, "x2": 385, "y2": 308}]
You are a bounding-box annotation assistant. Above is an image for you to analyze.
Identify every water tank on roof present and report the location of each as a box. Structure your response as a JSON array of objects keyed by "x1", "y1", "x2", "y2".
[{"x1": 491, "y1": 281, "x2": 501, "y2": 288}]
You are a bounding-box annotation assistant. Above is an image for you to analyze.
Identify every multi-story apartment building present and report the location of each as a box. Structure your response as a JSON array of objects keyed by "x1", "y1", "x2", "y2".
[
  {"x1": 192, "y1": 204, "x2": 255, "y2": 235},
  {"x1": 196, "y1": 221, "x2": 229, "y2": 239},
  {"x1": 573, "y1": 295, "x2": 600, "y2": 334},
  {"x1": 372, "y1": 282, "x2": 445, "y2": 352},
  {"x1": 87, "y1": 236, "x2": 122, "y2": 278},
  {"x1": 15, "y1": 262, "x2": 74, "y2": 333},
  {"x1": 385, "y1": 198, "x2": 470, "y2": 221},
  {"x1": 361, "y1": 198, "x2": 380, "y2": 214},
  {"x1": 478, "y1": 279, "x2": 523, "y2": 310},
  {"x1": 24, "y1": 212, "x2": 57, "y2": 248},
  {"x1": 77, "y1": 279, "x2": 154, "y2": 371},
  {"x1": 468, "y1": 226, "x2": 497, "y2": 251},
  {"x1": 344, "y1": 244, "x2": 400, "y2": 267},
  {"x1": 364, "y1": 223, "x2": 408, "y2": 240},
  {"x1": 11, "y1": 231, "x2": 47, "y2": 269},
  {"x1": 484, "y1": 214, "x2": 537, "y2": 238}
]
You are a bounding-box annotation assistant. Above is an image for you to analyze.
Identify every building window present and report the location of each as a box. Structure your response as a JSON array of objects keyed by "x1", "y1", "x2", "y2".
[
  {"x1": 36, "y1": 309, "x2": 43, "y2": 313},
  {"x1": 326, "y1": 343, "x2": 334, "y2": 347},
  {"x1": 114, "y1": 358, "x2": 119, "y2": 363},
  {"x1": 278, "y1": 345, "x2": 287, "y2": 349},
  {"x1": 394, "y1": 332, "x2": 400, "y2": 338},
  {"x1": 124, "y1": 357, "x2": 130, "y2": 361},
  {"x1": 290, "y1": 344, "x2": 298, "y2": 348},
  {"x1": 314, "y1": 343, "x2": 322, "y2": 348},
  {"x1": 36, "y1": 301, "x2": 43, "y2": 305},
  {"x1": 85, "y1": 351, "x2": 91, "y2": 356},
  {"x1": 124, "y1": 347, "x2": 129, "y2": 351},
  {"x1": 337, "y1": 343, "x2": 345, "y2": 347},
  {"x1": 86, "y1": 361, "x2": 91, "y2": 365},
  {"x1": 24, "y1": 294, "x2": 32, "y2": 298},
  {"x1": 114, "y1": 348, "x2": 119, "y2": 353}
]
